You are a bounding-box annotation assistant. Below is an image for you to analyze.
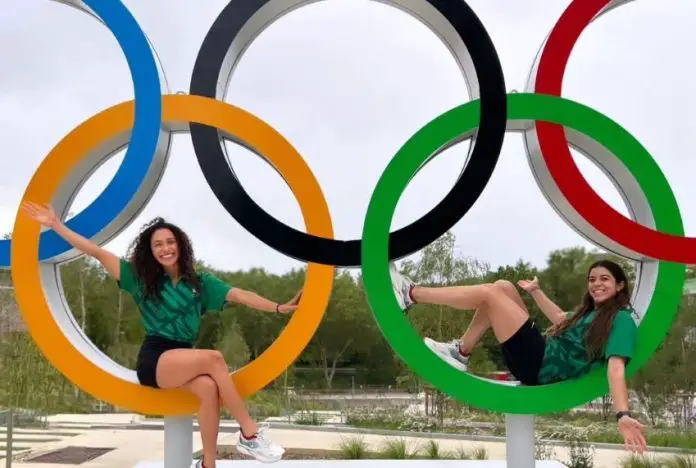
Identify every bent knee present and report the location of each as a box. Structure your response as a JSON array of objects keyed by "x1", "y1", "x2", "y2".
[
  {"x1": 493, "y1": 279, "x2": 515, "y2": 294},
  {"x1": 203, "y1": 350, "x2": 228, "y2": 370},
  {"x1": 475, "y1": 283, "x2": 499, "y2": 301},
  {"x1": 481, "y1": 283, "x2": 500, "y2": 294},
  {"x1": 190, "y1": 375, "x2": 218, "y2": 400}
]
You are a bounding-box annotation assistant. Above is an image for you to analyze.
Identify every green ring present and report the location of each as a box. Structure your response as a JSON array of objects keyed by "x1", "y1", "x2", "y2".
[{"x1": 361, "y1": 93, "x2": 685, "y2": 414}]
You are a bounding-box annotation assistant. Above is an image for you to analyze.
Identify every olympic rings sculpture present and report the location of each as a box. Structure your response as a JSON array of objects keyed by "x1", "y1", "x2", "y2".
[{"x1": 5, "y1": 0, "x2": 687, "y2": 416}]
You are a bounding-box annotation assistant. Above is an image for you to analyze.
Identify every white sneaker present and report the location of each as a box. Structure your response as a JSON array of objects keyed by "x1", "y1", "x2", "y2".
[
  {"x1": 424, "y1": 337, "x2": 469, "y2": 372},
  {"x1": 389, "y1": 263, "x2": 415, "y2": 311},
  {"x1": 236, "y1": 423, "x2": 285, "y2": 463}
]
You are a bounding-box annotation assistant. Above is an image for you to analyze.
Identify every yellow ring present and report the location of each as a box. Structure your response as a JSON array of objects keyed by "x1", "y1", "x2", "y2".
[{"x1": 11, "y1": 94, "x2": 335, "y2": 415}]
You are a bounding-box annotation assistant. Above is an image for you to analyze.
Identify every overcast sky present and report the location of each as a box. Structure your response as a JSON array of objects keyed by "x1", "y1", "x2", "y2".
[{"x1": 2, "y1": 0, "x2": 695, "y2": 276}]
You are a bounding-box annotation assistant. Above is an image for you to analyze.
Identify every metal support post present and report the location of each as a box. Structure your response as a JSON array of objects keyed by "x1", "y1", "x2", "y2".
[
  {"x1": 505, "y1": 414, "x2": 535, "y2": 468},
  {"x1": 164, "y1": 416, "x2": 193, "y2": 468}
]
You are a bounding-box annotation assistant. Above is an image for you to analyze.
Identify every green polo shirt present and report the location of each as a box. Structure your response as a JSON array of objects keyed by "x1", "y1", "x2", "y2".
[
  {"x1": 117, "y1": 259, "x2": 232, "y2": 345},
  {"x1": 536, "y1": 308, "x2": 637, "y2": 384}
]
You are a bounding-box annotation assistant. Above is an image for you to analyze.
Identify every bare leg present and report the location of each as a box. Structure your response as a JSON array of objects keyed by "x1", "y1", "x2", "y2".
[
  {"x1": 391, "y1": 267, "x2": 531, "y2": 373},
  {"x1": 410, "y1": 282, "x2": 528, "y2": 343},
  {"x1": 459, "y1": 308, "x2": 490, "y2": 355},
  {"x1": 153, "y1": 349, "x2": 284, "y2": 463},
  {"x1": 156, "y1": 349, "x2": 257, "y2": 437},
  {"x1": 182, "y1": 376, "x2": 220, "y2": 468},
  {"x1": 460, "y1": 280, "x2": 529, "y2": 352}
]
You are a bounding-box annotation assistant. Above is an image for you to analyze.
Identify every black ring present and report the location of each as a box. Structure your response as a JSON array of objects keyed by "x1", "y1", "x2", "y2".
[{"x1": 189, "y1": 0, "x2": 506, "y2": 267}]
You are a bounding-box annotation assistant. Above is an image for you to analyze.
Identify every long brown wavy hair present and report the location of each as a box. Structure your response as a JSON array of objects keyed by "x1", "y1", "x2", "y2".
[
  {"x1": 546, "y1": 259, "x2": 632, "y2": 360},
  {"x1": 125, "y1": 217, "x2": 201, "y2": 300}
]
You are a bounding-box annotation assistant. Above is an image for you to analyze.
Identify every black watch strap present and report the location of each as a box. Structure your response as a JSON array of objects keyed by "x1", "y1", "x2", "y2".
[{"x1": 616, "y1": 411, "x2": 631, "y2": 421}]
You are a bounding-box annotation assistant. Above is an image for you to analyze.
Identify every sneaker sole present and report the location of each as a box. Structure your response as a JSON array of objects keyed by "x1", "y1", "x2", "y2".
[
  {"x1": 423, "y1": 337, "x2": 454, "y2": 356},
  {"x1": 236, "y1": 444, "x2": 284, "y2": 463},
  {"x1": 424, "y1": 338, "x2": 468, "y2": 372},
  {"x1": 389, "y1": 266, "x2": 413, "y2": 310}
]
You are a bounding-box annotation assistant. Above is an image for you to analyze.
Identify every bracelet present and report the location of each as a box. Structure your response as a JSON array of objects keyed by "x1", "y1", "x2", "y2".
[
  {"x1": 616, "y1": 411, "x2": 631, "y2": 421},
  {"x1": 275, "y1": 304, "x2": 281, "y2": 314}
]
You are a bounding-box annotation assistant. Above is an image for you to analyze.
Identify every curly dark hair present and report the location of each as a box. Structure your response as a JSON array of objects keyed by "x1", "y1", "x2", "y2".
[
  {"x1": 125, "y1": 217, "x2": 201, "y2": 300},
  {"x1": 546, "y1": 259, "x2": 632, "y2": 360}
]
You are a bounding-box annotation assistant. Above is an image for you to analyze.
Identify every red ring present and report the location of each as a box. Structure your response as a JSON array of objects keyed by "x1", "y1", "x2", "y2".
[{"x1": 534, "y1": 0, "x2": 695, "y2": 263}]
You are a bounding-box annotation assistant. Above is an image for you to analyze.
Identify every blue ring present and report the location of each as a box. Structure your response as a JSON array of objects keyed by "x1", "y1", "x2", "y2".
[{"x1": 0, "y1": 0, "x2": 162, "y2": 266}]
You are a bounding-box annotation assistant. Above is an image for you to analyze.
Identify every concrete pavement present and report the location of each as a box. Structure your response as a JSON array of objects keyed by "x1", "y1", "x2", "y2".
[{"x1": 1, "y1": 414, "x2": 684, "y2": 468}]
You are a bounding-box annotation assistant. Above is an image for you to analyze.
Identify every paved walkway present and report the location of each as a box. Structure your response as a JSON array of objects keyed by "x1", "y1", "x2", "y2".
[{"x1": 1, "y1": 414, "x2": 685, "y2": 468}]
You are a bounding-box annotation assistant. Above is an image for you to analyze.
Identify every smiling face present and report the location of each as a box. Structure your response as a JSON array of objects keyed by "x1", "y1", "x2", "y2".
[
  {"x1": 587, "y1": 265, "x2": 624, "y2": 305},
  {"x1": 150, "y1": 228, "x2": 179, "y2": 270}
]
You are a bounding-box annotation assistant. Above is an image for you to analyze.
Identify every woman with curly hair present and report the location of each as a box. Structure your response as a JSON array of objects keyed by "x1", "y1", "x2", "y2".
[
  {"x1": 388, "y1": 259, "x2": 647, "y2": 454},
  {"x1": 22, "y1": 202, "x2": 298, "y2": 467}
]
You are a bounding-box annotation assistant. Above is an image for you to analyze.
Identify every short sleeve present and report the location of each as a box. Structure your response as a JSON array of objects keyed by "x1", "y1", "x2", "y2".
[
  {"x1": 201, "y1": 272, "x2": 232, "y2": 312},
  {"x1": 605, "y1": 309, "x2": 638, "y2": 361},
  {"x1": 118, "y1": 258, "x2": 140, "y2": 298}
]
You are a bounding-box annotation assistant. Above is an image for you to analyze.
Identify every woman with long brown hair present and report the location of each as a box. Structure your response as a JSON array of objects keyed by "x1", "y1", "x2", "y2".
[
  {"x1": 389, "y1": 259, "x2": 646, "y2": 453},
  {"x1": 22, "y1": 203, "x2": 298, "y2": 467}
]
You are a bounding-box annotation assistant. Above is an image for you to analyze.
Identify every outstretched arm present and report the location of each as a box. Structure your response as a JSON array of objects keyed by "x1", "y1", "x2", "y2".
[
  {"x1": 22, "y1": 202, "x2": 121, "y2": 280},
  {"x1": 227, "y1": 287, "x2": 302, "y2": 314},
  {"x1": 517, "y1": 276, "x2": 566, "y2": 325},
  {"x1": 608, "y1": 356, "x2": 646, "y2": 453}
]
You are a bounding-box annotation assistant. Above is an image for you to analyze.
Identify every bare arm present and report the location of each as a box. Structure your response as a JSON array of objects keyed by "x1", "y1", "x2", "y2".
[
  {"x1": 227, "y1": 288, "x2": 302, "y2": 314},
  {"x1": 608, "y1": 357, "x2": 630, "y2": 412},
  {"x1": 529, "y1": 289, "x2": 566, "y2": 325},
  {"x1": 608, "y1": 356, "x2": 646, "y2": 453},
  {"x1": 22, "y1": 202, "x2": 120, "y2": 280},
  {"x1": 517, "y1": 276, "x2": 566, "y2": 325}
]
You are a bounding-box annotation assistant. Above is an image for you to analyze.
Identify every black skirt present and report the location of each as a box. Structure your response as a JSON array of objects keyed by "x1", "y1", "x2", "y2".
[{"x1": 136, "y1": 335, "x2": 192, "y2": 388}]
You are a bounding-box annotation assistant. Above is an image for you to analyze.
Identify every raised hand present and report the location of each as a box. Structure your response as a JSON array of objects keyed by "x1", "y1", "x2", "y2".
[
  {"x1": 618, "y1": 415, "x2": 647, "y2": 454},
  {"x1": 517, "y1": 276, "x2": 539, "y2": 293},
  {"x1": 22, "y1": 202, "x2": 59, "y2": 228}
]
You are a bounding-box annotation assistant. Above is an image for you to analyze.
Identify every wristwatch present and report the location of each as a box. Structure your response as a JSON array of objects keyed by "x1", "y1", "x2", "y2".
[{"x1": 616, "y1": 411, "x2": 632, "y2": 421}]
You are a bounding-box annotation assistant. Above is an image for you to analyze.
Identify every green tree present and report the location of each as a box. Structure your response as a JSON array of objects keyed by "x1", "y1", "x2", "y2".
[
  {"x1": 538, "y1": 247, "x2": 594, "y2": 311},
  {"x1": 632, "y1": 297, "x2": 696, "y2": 426},
  {"x1": 216, "y1": 266, "x2": 302, "y2": 359},
  {"x1": 305, "y1": 271, "x2": 373, "y2": 388},
  {"x1": 217, "y1": 318, "x2": 250, "y2": 371}
]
